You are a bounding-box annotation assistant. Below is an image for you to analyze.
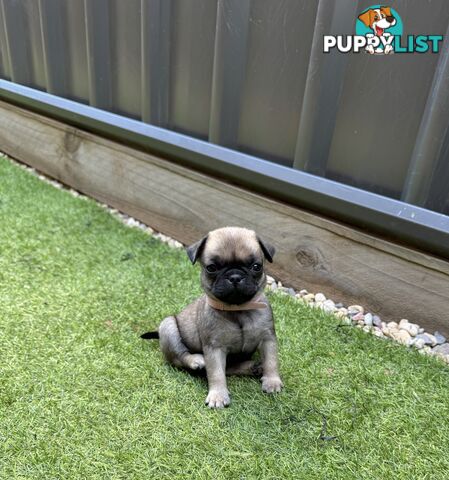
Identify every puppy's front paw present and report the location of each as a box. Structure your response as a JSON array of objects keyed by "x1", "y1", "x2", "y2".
[
  {"x1": 205, "y1": 389, "x2": 231, "y2": 409},
  {"x1": 261, "y1": 376, "x2": 283, "y2": 393}
]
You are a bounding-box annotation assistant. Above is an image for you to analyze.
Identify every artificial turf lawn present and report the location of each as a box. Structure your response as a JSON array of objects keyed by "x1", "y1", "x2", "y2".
[{"x1": 0, "y1": 155, "x2": 448, "y2": 480}]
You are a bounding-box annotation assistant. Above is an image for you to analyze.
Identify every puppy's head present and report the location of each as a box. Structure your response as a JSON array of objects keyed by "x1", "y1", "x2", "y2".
[
  {"x1": 358, "y1": 7, "x2": 396, "y2": 35},
  {"x1": 186, "y1": 227, "x2": 275, "y2": 305}
]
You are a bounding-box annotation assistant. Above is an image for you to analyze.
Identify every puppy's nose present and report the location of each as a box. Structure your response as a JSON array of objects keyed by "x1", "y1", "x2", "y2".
[
  {"x1": 228, "y1": 273, "x2": 243, "y2": 285},
  {"x1": 386, "y1": 15, "x2": 395, "y2": 23}
]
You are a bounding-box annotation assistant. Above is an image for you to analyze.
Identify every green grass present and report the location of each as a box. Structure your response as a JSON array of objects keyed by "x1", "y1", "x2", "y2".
[{"x1": 1, "y1": 155, "x2": 448, "y2": 480}]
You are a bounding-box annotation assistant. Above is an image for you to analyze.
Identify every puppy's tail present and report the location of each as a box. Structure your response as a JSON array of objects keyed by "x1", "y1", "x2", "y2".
[{"x1": 140, "y1": 330, "x2": 159, "y2": 340}]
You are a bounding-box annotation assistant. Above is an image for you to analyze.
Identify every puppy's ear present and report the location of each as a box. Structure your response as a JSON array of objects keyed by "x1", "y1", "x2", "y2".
[
  {"x1": 358, "y1": 9, "x2": 373, "y2": 27},
  {"x1": 186, "y1": 235, "x2": 208, "y2": 264},
  {"x1": 257, "y1": 236, "x2": 275, "y2": 263}
]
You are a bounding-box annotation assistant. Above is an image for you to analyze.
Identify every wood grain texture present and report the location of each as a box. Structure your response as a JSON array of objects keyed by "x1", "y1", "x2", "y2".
[{"x1": 0, "y1": 100, "x2": 448, "y2": 334}]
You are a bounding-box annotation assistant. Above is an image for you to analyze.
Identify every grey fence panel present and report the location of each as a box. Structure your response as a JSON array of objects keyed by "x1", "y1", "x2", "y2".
[
  {"x1": 23, "y1": 0, "x2": 46, "y2": 90},
  {"x1": 237, "y1": 0, "x2": 318, "y2": 166},
  {"x1": 85, "y1": 0, "x2": 112, "y2": 110},
  {"x1": 65, "y1": 0, "x2": 89, "y2": 103},
  {"x1": 426, "y1": 121, "x2": 449, "y2": 215},
  {"x1": 1, "y1": 0, "x2": 40, "y2": 87},
  {"x1": 170, "y1": 0, "x2": 216, "y2": 139},
  {"x1": 0, "y1": 2, "x2": 9, "y2": 79},
  {"x1": 109, "y1": 0, "x2": 142, "y2": 119},
  {"x1": 294, "y1": 0, "x2": 359, "y2": 175},
  {"x1": 326, "y1": 0, "x2": 449, "y2": 201},
  {"x1": 402, "y1": 22, "x2": 449, "y2": 209},
  {"x1": 0, "y1": 0, "x2": 449, "y2": 243},
  {"x1": 141, "y1": 0, "x2": 171, "y2": 127},
  {"x1": 39, "y1": 0, "x2": 70, "y2": 97},
  {"x1": 209, "y1": 0, "x2": 250, "y2": 149}
]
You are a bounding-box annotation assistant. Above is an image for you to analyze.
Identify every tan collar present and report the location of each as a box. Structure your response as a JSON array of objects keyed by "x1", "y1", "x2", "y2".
[{"x1": 206, "y1": 294, "x2": 267, "y2": 311}]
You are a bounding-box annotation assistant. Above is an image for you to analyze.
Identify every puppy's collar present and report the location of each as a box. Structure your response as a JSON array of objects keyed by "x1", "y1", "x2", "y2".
[{"x1": 206, "y1": 294, "x2": 267, "y2": 311}]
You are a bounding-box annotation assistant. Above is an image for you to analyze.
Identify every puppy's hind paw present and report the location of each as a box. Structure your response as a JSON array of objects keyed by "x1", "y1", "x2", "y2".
[
  {"x1": 185, "y1": 353, "x2": 205, "y2": 370},
  {"x1": 261, "y1": 376, "x2": 283, "y2": 393},
  {"x1": 205, "y1": 389, "x2": 231, "y2": 409}
]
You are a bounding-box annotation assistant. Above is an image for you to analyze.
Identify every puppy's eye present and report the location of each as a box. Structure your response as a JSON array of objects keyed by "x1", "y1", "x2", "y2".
[
  {"x1": 252, "y1": 263, "x2": 262, "y2": 272},
  {"x1": 206, "y1": 264, "x2": 217, "y2": 273}
]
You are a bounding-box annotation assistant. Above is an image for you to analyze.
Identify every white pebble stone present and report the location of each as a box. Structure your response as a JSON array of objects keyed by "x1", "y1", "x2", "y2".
[
  {"x1": 391, "y1": 329, "x2": 411, "y2": 345},
  {"x1": 266, "y1": 275, "x2": 275, "y2": 284},
  {"x1": 315, "y1": 293, "x2": 326, "y2": 303},
  {"x1": 364, "y1": 313, "x2": 373, "y2": 326},
  {"x1": 322, "y1": 299, "x2": 336, "y2": 313},
  {"x1": 411, "y1": 338, "x2": 425, "y2": 350},
  {"x1": 400, "y1": 322, "x2": 419, "y2": 337},
  {"x1": 348, "y1": 305, "x2": 364, "y2": 314},
  {"x1": 126, "y1": 218, "x2": 139, "y2": 227}
]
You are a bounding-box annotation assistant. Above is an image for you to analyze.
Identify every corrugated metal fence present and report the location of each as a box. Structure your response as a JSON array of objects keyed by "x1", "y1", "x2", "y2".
[{"x1": 1, "y1": 0, "x2": 449, "y2": 246}]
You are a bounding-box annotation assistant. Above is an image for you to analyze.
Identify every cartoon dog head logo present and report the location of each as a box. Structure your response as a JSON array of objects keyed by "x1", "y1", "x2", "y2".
[
  {"x1": 356, "y1": 5, "x2": 403, "y2": 54},
  {"x1": 358, "y1": 6, "x2": 396, "y2": 36}
]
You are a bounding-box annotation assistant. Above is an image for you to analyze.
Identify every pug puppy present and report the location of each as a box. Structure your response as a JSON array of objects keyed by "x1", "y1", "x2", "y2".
[{"x1": 141, "y1": 226, "x2": 283, "y2": 408}]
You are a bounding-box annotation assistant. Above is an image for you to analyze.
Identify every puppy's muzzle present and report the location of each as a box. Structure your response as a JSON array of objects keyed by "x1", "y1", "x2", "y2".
[{"x1": 226, "y1": 270, "x2": 244, "y2": 286}]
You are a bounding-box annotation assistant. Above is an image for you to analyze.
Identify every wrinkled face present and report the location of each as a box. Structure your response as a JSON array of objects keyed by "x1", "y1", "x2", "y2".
[{"x1": 187, "y1": 227, "x2": 275, "y2": 305}]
